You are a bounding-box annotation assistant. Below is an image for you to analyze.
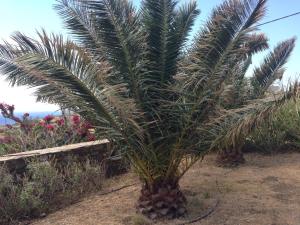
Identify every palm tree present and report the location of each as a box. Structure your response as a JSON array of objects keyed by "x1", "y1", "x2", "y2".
[
  {"x1": 0, "y1": 0, "x2": 298, "y2": 219},
  {"x1": 215, "y1": 37, "x2": 296, "y2": 165}
]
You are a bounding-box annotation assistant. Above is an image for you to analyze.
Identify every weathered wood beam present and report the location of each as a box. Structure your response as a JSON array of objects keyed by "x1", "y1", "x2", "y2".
[
  {"x1": 0, "y1": 139, "x2": 127, "y2": 177},
  {"x1": 0, "y1": 139, "x2": 109, "y2": 162}
]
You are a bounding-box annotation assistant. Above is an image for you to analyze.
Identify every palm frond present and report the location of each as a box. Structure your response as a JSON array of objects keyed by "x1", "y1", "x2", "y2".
[
  {"x1": 135, "y1": 0, "x2": 200, "y2": 152},
  {"x1": 141, "y1": 0, "x2": 177, "y2": 84},
  {"x1": 242, "y1": 33, "x2": 269, "y2": 58},
  {"x1": 251, "y1": 38, "x2": 296, "y2": 97},
  {"x1": 181, "y1": 0, "x2": 267, "y2": 94},
  {"x1": 166, "y1": 1, "x2": 200, "y2": 78},
  {"x1": 173, "y1": 0, "x2": 268, "y2": 143},
  {"x1": 0, "y1": 31, "x2": 140, "y2": 141},
  {"x1": 220, "y1": 58, "x2": 252, "y2": 108},
  {"x1": 57, "y1": 0, "x2": 143, "y2": 101},
  {"x1": 83, "y1": 0, "x2": 143, "y2": 98},
  {"x1": 218, "y1": 33, "x2": 268, "y2": 107},
  {"x1": 200, "y1": 82, "x2": 300, "y2": 151},
  {"x1": 54, "y1": 0, "x2": 103, "y2": 57}
]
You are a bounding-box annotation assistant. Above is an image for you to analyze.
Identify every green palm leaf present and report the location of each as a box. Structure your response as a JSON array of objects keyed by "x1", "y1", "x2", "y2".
[
  {"x1": 55, "y1": 0, "x2": 103, "y2": 56},
  {"x1": 201, "y1": 82, "x2": 300, "y2": 152},
  {"x1": 0, "y1": 31, "x2": 140, "y2": 141},
  {"x1": 182, "y1": 0, "x2": 267, "y2": 94}
]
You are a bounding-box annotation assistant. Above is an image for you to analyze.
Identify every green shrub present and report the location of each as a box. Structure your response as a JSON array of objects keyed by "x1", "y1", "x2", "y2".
[
  {"x1": 18, "y1": 181, "x2": 44, "y2": 216},
  {"x1": 64, "y1": 159, "x2": 103, "y2": 195},
  {"x1": 249, "y1": 100, "x2": 300, "y2": 152},
  {"x1": 0, "y1": 159, "x2": 104, "y2": 224},
  {"x1": 24, "y1": 161, "x2": 64, "y2": 212},
  {"x1": 0, "y1": 166, "x2": 20, "y2": 224}
]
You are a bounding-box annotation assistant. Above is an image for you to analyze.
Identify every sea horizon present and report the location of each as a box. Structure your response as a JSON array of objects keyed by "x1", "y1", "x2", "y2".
[{"x1": 0, "y1": 111, "x2": 61, "y2": 125}]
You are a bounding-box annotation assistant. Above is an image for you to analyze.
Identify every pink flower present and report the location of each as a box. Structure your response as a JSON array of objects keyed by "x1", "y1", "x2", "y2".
[
  {"x1": 45, "y1": 124, "x2": 55, "y2": 131},
  {"x1": 56, "y1": 118, "x2": 65, "y2": 126},
  {"x1": 72, "y1": 115, "x2": 80, "y2": 125},
  {"x1": 39, "y1": 120, "x2": 46, "y2": 127},
  {"x1": 76, "y1": 128, "x2": 86, "y2": 136},
  {"x1": 44, "y1": 115, "x2": 54, "y2": 122},
  {"x1": 87, "y1": 134, "x2": 96, "y2": 141},
  {"x1": 83, "y1": 122, "x2": 93, "y2": 130}
]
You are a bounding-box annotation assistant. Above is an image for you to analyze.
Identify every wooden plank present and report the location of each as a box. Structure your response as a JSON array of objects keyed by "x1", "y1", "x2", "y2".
[
  {"x1": 0, "y1": 139, "x2": 110, "y2": 162},
  {"x1": 0, "y1": 138, "x2": 127, "y2": 178}
]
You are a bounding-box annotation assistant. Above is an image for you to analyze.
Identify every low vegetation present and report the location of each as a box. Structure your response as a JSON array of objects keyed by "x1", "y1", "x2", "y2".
[
  {"x1": 0, "y1": 158, "x2": 103, "y2": 225},
  {"x1": 249, "y1": 100, "x2": 300, "y2": 152}
]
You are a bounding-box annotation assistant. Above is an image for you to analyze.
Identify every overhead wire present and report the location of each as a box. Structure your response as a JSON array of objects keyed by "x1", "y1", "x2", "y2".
[{"x1": 257, "y1": 11, "x2": 300, "y2": 27}]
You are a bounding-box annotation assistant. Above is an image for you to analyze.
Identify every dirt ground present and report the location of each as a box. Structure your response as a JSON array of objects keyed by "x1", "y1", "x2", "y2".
[{"x1": 32, "y1": 153, "x2": 300, "y2": 225}]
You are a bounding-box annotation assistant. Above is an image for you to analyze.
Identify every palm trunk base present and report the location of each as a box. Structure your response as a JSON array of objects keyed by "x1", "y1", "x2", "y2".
[
  {"x1": 216, "y1": 149, "x2": 245, "y2": 167},
  {"x1": 137, "y1": 182, "x2": 187, "y2": 220}
]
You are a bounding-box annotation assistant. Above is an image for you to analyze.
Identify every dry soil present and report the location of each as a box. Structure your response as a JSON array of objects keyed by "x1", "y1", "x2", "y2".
[{"x1": 32, "y1": 153, "x2": 300, "y2": 225}]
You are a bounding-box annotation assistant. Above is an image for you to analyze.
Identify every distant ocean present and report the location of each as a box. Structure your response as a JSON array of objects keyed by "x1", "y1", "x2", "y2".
[{"x1": 0, "y1": 112, "x2": 61, "y2": 125}]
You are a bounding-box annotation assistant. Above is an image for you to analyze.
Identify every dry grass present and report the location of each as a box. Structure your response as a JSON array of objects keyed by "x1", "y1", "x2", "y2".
[{"x1": 31, "y1": 153, "x2": 300, "y2": 225}]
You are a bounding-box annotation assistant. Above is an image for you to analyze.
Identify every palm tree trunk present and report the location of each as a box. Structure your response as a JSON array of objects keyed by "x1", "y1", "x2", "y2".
[
  {"x1": 137, "y1": 180, "x2": 187, "y2": 219},
  {"x1": 216, "y1": 147, "x2": 245, "y2": 167}
]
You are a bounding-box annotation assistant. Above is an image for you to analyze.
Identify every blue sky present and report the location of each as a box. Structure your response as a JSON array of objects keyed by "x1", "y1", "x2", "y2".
[{"x1": 0, "y1": 0, "x2": 299, "y2": 112}]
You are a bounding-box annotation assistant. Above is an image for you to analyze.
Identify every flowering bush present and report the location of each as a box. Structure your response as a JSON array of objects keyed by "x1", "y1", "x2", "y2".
[{"x1": 0, "y1": 103, "x2": 98, "y2": 155}]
